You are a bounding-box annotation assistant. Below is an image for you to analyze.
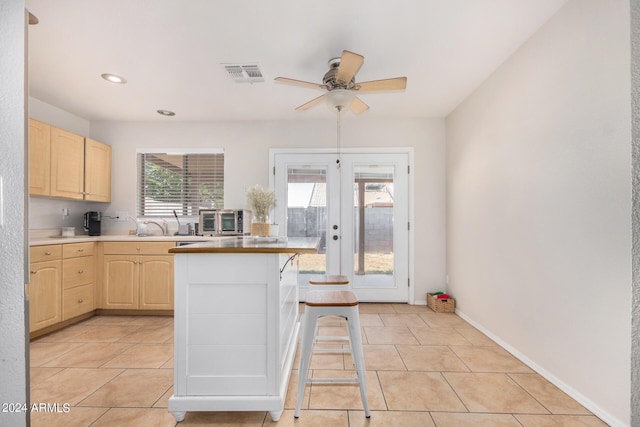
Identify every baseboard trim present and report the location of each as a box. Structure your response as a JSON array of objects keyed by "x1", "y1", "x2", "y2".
[
  {"x1": 30, "y1": 311, "x2": 95, "y2": 340},
  {"x1": 455, "y1": 308, "x2": 627, "y2": 427},
  {"x1": 95, "y1": 309, "x2": 173, "y2": 316}
]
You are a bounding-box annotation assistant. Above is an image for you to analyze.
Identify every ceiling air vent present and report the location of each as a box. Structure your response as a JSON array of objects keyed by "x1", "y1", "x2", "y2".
[{"x1": 222, "y1": 63, "x2": 264, "y2": 84}]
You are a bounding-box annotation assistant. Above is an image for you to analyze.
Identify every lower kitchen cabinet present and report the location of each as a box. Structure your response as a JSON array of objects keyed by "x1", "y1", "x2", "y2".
[
  {"x1": 28, "y1": 245, "x2": 63, "y2": 332},
  {"x1": 102, "y1": 255, "x2": 138, "y2": 309},
  {"x1": 139, "y1": 255, "x2": 174, "y2": 310},
  {"x1": 101, "y1": 242, "x2": 175, "y2": 310},
  {"x1": 63, "y1": 283, "x2": 95, "y2": 320},
  {"x1": 62, "y1": 242, "x2": 96, "y2": 319},
  {"x1": 29, "y1": 259, "x2": 63, "y2": 332}
]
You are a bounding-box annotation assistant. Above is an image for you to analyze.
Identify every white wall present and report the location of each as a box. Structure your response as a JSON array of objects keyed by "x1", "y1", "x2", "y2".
[
  {"x1": 0, "y1": 1, "x2": 28, "y2": 425},
  {"x1": 631, "y1": 0, "x2": 640, "y2": 424},
  {"x1": 29, "y1": 97, "x2": 89, "y2": 136},
  {"x1": 90, "y1": 117, "x2": 446, "y2": 303},
  {"x1": 446, "y1": 1, "x2": 630, "y2": 426}
]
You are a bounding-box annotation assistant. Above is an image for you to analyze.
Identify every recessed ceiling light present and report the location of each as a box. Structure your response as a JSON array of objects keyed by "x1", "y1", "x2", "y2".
[
  {"x1": 101, "y1": 73, "x2": 127, "y2": 84},
  {"x1": 157, "y1": 110, "x2": 175, "y2": 117}
]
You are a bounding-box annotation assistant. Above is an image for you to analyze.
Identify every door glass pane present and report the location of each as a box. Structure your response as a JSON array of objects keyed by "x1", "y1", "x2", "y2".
[
  {"x1": 286, "y1": 166, "x2": 327, "y2": 287},
  {"x1": 352, "y1": 165, "x2": 395, "y2": 288}
]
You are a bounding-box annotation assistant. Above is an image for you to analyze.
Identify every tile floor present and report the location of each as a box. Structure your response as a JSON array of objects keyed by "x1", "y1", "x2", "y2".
[{"x1": 28, "y1": 304, "x2": 609, "y2": 426}]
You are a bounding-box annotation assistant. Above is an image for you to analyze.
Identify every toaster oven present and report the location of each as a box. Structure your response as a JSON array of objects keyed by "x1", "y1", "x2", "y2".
[{"x1": 198, "y1": 209, "x2": 252, "y2": 236}]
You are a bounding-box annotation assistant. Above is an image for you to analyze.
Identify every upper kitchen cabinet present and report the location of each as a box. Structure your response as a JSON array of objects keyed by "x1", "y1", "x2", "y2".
[
  {"x1": 28, "y1": 118, "x2": 112, "y2": 202},
  {"x1": 84, "y1": 138, "x2": 112, "y2": 202},
  {"x1": 50, "y1": 126, "x2": 85, "y2": 199},
  {"x1": 28, "y1": 119, "x2": 51, "y2": 196}
]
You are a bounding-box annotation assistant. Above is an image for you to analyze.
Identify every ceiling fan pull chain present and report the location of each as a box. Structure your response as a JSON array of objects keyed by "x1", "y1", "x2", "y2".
[{"x1": 336, "y1": 106, "x2": 342, "y2": 169}]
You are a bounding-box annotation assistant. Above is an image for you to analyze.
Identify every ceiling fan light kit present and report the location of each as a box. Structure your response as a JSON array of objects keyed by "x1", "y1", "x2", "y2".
[
  {"x1": 325, "y1": 89, "x2": 356, "y2": 110},
  {"x1": 275, "y1": 50, "x2": 407, "y2": 114}
]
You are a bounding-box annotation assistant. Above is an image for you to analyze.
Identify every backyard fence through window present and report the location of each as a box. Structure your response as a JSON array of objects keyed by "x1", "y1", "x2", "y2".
[{"x1": 137, "y1": 150, "x2": 224, "y2": 217}]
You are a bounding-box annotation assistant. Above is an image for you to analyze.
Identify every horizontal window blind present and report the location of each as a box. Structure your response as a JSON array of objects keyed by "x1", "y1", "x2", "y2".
[{"x1": 137, "y1": 152, "x2": 224, "y2": 217}]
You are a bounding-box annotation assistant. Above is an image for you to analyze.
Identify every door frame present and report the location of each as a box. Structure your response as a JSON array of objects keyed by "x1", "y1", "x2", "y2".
[{"x1": 269, "y1": 147, "x2": 415, "y2": 304}]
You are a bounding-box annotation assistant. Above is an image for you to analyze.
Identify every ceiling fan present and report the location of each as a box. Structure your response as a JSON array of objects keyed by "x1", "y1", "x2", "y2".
[{"x1": 274, "y1": 50, "x2": 407, "y2": 114}]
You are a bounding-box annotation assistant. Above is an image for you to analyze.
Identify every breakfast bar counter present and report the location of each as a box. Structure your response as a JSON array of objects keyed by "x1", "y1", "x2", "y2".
[
  {"x1": 168, "y1": 236, "x2": 320, "y2": 254},
  {"x1": 168, "y1": 237, "x2": 318, "y2": 422}
]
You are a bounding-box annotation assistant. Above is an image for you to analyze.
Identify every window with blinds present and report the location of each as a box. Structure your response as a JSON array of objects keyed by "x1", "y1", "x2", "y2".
[{"x1": 137, "y1": 150, "x2": 224, "y2": 217}]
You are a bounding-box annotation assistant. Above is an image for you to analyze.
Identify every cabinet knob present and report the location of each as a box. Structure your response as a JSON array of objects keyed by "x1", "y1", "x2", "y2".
[
  {"x1": 78, "y1": 299, "x2": 84, "y2": 303},
  {"x1": 45, "y1": 251, "x2": 51, "y2": 256},
  {"x1": 136, "y1": 247, "x2": 141, "y2": 251},
  {"x1": 78, "y1": 269, "x2": 84, "y2": 274},
  {"x1": 30, "y1": 270, "x2": 37, "y2": 274},
  {"x1": 78, "y1": 248, "x2": 84, "y2": 252}
]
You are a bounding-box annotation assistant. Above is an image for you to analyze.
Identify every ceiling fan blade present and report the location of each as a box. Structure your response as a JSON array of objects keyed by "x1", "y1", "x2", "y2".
[
  {"x1": 295, "y1": 94, "x2": 326, "y2": 111},
  {"x1": 357, "y1": 77, "x2": 407, "y2": 92},
  {"x1": 350, "y1": 97, "x2": 369, "y2": 115},
  {"x1": 274, "y1": 77, "x2": 324, "y2": 90},
  {"x1": 336, "y1": 50, "x2": 364, "y2": 85}
]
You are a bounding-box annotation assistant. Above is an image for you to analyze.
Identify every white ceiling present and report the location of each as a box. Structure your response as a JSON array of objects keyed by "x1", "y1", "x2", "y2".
[{"x1": 26, "y1": 0, "x2": 568, "y2": 122}]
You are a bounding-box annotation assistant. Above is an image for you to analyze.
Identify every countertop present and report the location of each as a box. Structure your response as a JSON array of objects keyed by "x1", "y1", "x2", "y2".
[
  {"x1": 168, "y1": 236, "x2": 319, "y2": 254},
  {"x1": 30, "y1": 234, "x2": 221, "y2": 246}
]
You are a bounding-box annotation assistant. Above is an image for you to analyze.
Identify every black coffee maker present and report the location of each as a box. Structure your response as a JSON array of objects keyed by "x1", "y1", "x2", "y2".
[{"x1": 84, "y1": 211, "x2": 101, "y2": 236}]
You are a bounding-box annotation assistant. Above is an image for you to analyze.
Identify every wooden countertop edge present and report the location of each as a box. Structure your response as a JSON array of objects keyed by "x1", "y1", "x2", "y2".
[{"x1": 168, "y1": 247, "x2": 318, "y2": 254}]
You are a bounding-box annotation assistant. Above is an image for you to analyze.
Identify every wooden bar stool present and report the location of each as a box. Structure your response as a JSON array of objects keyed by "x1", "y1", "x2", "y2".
[
  {"x1": 294, "y1": 290, "x2": 370, "y2": 418},
  {"x1": 308, "y1": 275, "x2": 351, "y2": 346}
]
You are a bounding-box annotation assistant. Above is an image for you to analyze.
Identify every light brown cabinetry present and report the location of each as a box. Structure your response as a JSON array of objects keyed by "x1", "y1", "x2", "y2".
[
  {"x1": 28, "y1": 118, "x2": 112, "y2": 202},
  {"x1": 62, "y1": 242, "x2": 96, "y2": 320},
  {"x1": 102, "y1": 242, "x2": 175, "y2": 310},
  {"x1": 50, "y1": 126, "x2": 85, "y2": 199},
  {"x1": 28, "y1": 245, "x2": 62, "y2": 332},
  {"x1": 84, "y1": 138, "x2": 112, "y2": 202},
  {"x1": 28, "y1": 119, "x2": 51, "y2": 196}
]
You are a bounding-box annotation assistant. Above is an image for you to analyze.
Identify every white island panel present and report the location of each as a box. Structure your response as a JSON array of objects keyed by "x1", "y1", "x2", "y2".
[{"x1": 169, "y1": 238, "x2": 318, "y2": 422}]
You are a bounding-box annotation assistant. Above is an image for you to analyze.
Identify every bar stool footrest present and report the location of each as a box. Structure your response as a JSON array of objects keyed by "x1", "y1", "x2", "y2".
[
  {"x1": 312, "y1": 348, "x2": 352, "y2": 354},
  {"x1": 315, "y1": 336, "x2": 350, "y2": 341},
  {"x1": 308, "y1": 378, "x2": 360, "y2": 384}
]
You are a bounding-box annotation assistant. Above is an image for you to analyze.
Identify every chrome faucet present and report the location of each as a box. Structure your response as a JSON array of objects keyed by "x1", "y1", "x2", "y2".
[{"x1": 144, "y1": 219, "x2": 169, "y2": 236}]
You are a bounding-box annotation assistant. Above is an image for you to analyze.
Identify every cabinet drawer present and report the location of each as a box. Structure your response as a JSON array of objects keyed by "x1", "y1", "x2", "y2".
[
  {"x1": 63, "y1": 283, "x2": 95, "y2": 320},
  {"x1": 30, "y1": 245, "x2": 62, "y2": 263},
  {"x1": 63, "y1": 242, "x2": 96, "y2": 258},
  {"x1": 63, "y1": 256, "x2": 95, "y2": 289},
  {"x1": 103, "y1": 241, "x2": 175, "y2": 255}
]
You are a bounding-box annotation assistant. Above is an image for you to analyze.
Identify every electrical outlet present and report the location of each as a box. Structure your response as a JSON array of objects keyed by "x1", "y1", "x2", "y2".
[{"x1": 116, "y1": 211, "x2": 128, "y2": 221}]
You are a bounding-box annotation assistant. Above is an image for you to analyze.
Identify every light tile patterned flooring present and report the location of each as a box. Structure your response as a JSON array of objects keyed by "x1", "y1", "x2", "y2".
[{"x1": 29, "y1": 304, "x2": 609, "y2": 426}]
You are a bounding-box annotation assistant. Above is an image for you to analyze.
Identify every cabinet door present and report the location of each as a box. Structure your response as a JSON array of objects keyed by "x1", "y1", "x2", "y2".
[
  {"x1": 28, "y1": 119, "x2": 51, "y2": 196},
  {"x1": 50, "y1": 126, "x2": 85, "y2": 200},
  {"x1": 28, "y1": 260, "x2": 62, "y2": 332},
  {"x1": 84, "y1": 138, "x2": 111, "y2": 202},
  {"x1": 103, "y1": 255, "x2": 138, "y2": 309},
  {"x1": 139, "y1": 255, "x2": 174, "y2": 310}
]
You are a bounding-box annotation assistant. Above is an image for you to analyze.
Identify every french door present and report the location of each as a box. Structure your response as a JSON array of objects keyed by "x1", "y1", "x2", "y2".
[{"x1": 272, "y1": 150, "x2": 409, "y2": 302}]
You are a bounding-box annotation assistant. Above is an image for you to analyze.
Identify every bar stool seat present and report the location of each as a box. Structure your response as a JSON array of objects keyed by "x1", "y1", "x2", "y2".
[
  {"x1": 308, "y1": 274, "x2": 351, "y2": 344},
  {"x1": 295, "y1": 290, "x2": 370, "y2": 418},
  {"x1": 309, "y1": 274, "x2": 350, "y2": 285}
]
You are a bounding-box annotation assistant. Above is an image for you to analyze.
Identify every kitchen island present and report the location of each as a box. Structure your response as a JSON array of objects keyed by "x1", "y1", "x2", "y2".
[{"x1": 167, "y1": 237, "x2": 318, "y2": 422}]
